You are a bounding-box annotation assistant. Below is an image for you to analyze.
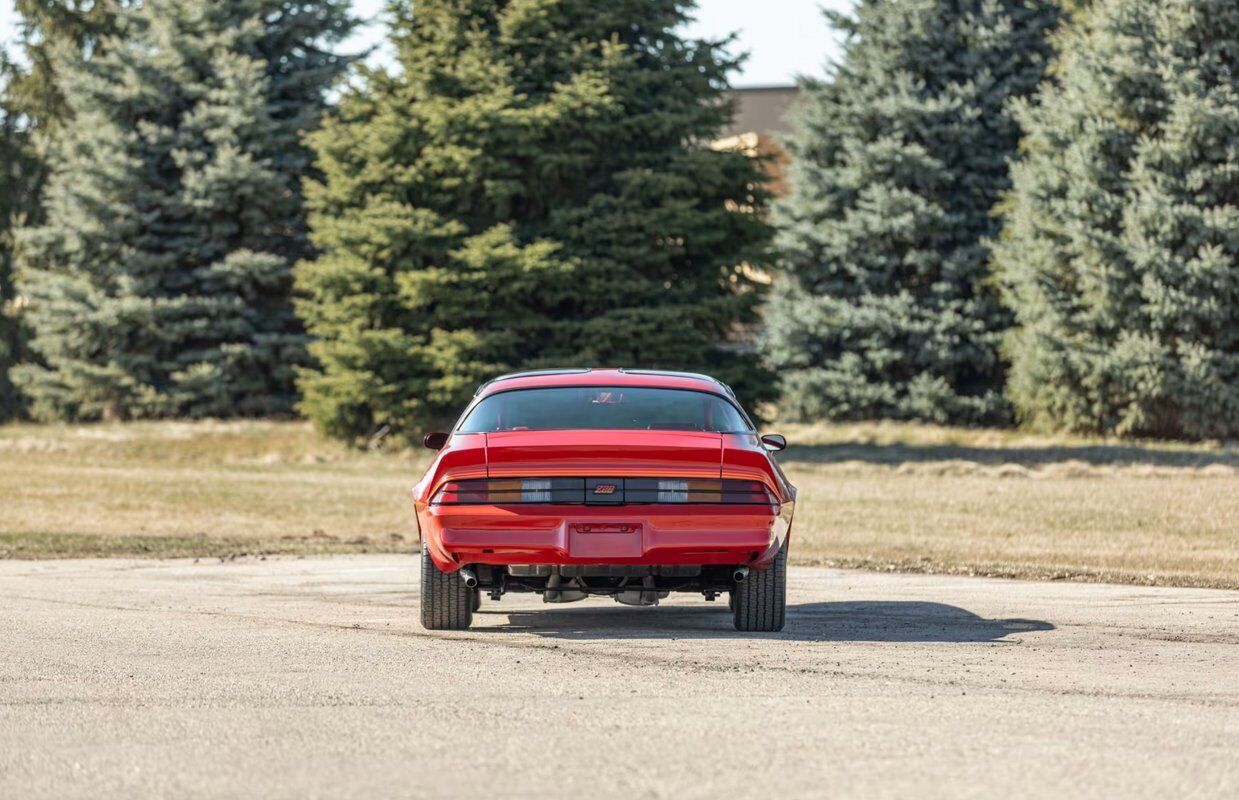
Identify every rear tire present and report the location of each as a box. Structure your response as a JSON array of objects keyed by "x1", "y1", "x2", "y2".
[
  {"x1": 420, "y1": 543, "x2": 474, "y2": 630},
  {"x1": 471, "y1": 587, "x2": 482, "y2": 613},
  {"x1": 732, "y1": 540, "x2": 787, "y2": 632}
]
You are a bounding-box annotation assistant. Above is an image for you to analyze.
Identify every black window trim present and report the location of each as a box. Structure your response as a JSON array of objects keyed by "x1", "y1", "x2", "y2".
[{"x1": 453, "y1": 384, "x2": 757, "y2": 434}]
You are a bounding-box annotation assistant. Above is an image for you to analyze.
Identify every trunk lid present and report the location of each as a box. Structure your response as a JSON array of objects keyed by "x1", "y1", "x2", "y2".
[{"x1": 484, "y1": 430, "x2": 723, "y2": 478}]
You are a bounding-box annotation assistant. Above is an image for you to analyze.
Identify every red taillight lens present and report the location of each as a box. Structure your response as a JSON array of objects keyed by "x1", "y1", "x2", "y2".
[{"x1": 721, "y1": 480, "x2": 778, "y2": 504}]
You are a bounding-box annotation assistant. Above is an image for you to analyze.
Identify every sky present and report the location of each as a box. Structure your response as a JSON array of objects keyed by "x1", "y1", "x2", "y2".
[{"x1": 0, "y1": 0, "x2": 848, "y2": 87}]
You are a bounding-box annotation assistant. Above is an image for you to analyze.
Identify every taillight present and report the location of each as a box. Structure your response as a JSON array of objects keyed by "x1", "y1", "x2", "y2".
[
  {"x1": 431, "y1": 478, "x2": 775, "y2": 505},
  {"x1": 624, "y1": 479, "x2": 774, "y2": 504},
  {"x1": 432, "y1": 478, "x2": 584, "y2": 505}
]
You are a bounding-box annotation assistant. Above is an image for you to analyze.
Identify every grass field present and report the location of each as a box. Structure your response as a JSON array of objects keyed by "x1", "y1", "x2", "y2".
[{"x1": 1, "y1": 420, "x2": 1236, "y2": 588}]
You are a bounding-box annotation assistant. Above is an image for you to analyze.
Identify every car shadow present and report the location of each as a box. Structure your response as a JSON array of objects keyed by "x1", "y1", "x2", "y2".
[{"x1": 480, "y1": 600, "x2": 1054, "y2": 642}]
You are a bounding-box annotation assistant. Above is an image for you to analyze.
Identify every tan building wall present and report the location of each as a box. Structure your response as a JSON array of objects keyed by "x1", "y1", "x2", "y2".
[
  {"x1": 716, "y1": 85, "x2": 801, "y2": 199},
  {"x1": 721, "y1": 85, "x2": 801, "y2": 140}
]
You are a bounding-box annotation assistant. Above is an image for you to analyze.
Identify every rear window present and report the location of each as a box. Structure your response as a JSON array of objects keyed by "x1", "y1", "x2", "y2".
[{"x1": 458, "y1": 387, "x2": 753, "y2": 433}]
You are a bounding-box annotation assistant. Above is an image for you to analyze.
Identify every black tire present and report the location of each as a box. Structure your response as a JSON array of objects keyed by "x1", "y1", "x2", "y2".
[
  {"x1": 471, "y1": 587, "x2": 482, "y2": 613},
  {"x1": 732, "y1": 540, "x2": 787, "y2": 632},
  {"x1": 420, "y1": 544, "x2": 474, "y2": 630}
]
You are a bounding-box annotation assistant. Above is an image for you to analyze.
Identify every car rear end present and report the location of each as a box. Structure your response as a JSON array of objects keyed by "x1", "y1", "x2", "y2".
[{"x1": 413, "y1": 371, "x2": 794, "y2": 631}]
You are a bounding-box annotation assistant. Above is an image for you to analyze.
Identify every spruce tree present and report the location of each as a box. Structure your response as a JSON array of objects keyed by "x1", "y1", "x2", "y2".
[
  {"x1": 296, "y1": 0, "x2": 772, "y2": 441},
  {"x1": 0, "y1": 4, "x2": 135, "y2": 421},
  {"x1": 15, "y1": 0, "x2": 353, "y2": 421},
  {"x1": 1, "y1": 58, "x2": 36, "y2": 420},
  {"x1": 8, "y1": 1, "x2": 130, "y2": 138},
  {"x1": 996, "y1": 0, "x2": 1239, "y2": 439},
  {"x1": 761, "y1": 0, "x2": 1060, "y2": 425}
]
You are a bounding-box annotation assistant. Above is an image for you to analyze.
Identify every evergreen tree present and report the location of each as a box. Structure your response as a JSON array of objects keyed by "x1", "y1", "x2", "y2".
[
  {"x1": 9, "y1": 1, "x2": 130, "y2": 138},
  {"x1": 995, "y1": 0, "x2": 1239, "y2": 439},
  {"x1": 296, "y1": 0, "x2": 771, "y2": 441},
  {"x1": 761, "y1": 0, "x2": 1060, "y2": 425},
  {"x1": 15, "y1": 0, "x2": 353, "y2": 421},
  {"x1": 1, "y1": 57, "x2": 39, "y2": 419},
  {"x1": 0, "y1": 4, "x2": 135, "y2": 422}
]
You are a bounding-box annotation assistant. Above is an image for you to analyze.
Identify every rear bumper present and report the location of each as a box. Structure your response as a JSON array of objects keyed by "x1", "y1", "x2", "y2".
[{"x1": 418, "y1": 502, "x2": 793, "y2": 572}]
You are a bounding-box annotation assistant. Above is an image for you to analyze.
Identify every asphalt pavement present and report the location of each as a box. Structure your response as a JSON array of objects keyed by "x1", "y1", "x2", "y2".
[{"x1": 1, "y1": 555, "x2": 1236, "y2": 798}]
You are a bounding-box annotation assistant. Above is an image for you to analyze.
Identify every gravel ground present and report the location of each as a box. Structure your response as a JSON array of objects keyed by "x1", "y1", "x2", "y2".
[{"x1": 1, "y1": 555, "x2": 1237, "y2": 799}]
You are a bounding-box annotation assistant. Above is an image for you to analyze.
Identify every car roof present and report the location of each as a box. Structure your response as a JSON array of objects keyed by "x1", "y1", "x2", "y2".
[{"x1": 474, "y1": 368, "x2": 736, "y2": 398}]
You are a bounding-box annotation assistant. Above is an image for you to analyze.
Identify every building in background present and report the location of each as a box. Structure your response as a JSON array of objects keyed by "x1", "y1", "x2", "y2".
[{"x1": 717, "y1": 85, "x2": 800, "y2": 196}]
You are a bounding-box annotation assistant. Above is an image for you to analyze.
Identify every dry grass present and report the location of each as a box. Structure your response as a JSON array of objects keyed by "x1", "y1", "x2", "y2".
[
  {"x1": 779, "y1": 421, "x2": 1239, "y2": 588},
  {"x1": 0, "y1": 421, "x2": 427, "y2": 558},
  {"x1": 1, "y1": 419, "x2": 1236, "y2": 588}
]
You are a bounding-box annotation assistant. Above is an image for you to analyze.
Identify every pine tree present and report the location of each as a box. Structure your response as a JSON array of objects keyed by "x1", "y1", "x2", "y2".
[
  {"x1": 14, "y1": 0, "x2": 353, "y2": 421},
  {"x1": 1, "y1": 57, "x2": 38, "y2": 419},
  {"x1": 8, "y1": 1, "x2": 130, "y2": 137},
  {"x1": 996, "y1": 0, "x2": 1239, "y2": 439},
  {"x1": 761, "y1": 0, "x2": 1061, "y2": 425},
  {"x1": 296, "y1": 0, "x2": 772, "y2": 441},
  {"x1": 0, "y1": 4, "x2": 135, "y2": 421}
]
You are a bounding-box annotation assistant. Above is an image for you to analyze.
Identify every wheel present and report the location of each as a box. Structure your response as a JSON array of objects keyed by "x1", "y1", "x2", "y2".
[
  {"x1": 471, "y1": 587, "x2": 482, "y2": 613},
  {"x1": 732, "y1": 540, "x2": 787, "y2": 632},
  {"x1": 420, "y1": 543, "x2": 474, "y2": 630}
]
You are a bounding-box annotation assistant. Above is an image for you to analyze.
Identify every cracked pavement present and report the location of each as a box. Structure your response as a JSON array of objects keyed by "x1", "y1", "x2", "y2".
[{"x1": 1, "y1": 555, "x2": 1237, "y2": 798}]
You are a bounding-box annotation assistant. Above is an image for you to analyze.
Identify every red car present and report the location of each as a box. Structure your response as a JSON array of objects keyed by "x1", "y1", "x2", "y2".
[{"x1": 413, "y1": 369, "x2": 795, "y2": 632}]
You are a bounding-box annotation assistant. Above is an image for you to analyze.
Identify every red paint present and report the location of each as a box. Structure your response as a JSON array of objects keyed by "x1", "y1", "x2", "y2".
[
  {"x1": 412, "y1": 370, "x2": 795, "y2": 573},
  {"x1": 484, "y1": 429, "x2": 723, "y2": 478}
]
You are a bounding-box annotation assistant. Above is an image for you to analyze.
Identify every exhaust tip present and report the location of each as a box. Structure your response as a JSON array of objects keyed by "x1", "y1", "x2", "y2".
[
  {"x1": 459, "y1": 567, "x2": 478, "y2": 588},
  {"x1": 732, "y1": 566, "x2": 750, "y2": 583}
]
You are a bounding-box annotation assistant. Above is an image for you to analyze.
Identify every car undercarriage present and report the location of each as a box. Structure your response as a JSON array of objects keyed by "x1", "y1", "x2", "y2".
[{"x1": 462, "y1": 563, "x2": 749, "y2": 606}]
